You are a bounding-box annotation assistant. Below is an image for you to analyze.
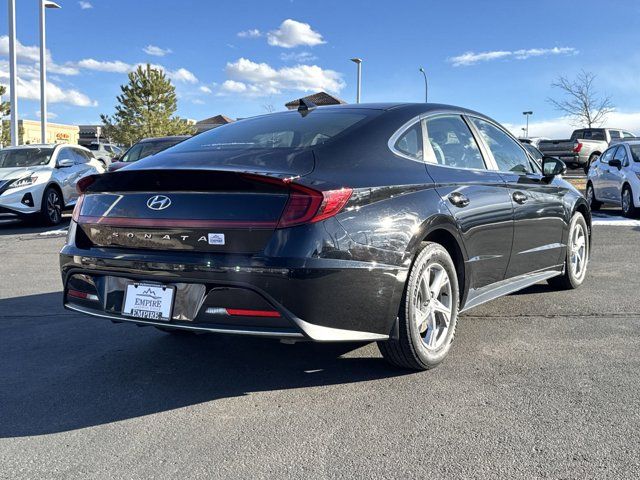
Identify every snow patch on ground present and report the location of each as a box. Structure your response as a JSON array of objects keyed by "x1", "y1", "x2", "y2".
[
  {"x1": 38, "y1": 229, "x2": 69, "y2": 236},
  {"x1": 592, "y1": 213, "x2": 640, "y2": 227}
]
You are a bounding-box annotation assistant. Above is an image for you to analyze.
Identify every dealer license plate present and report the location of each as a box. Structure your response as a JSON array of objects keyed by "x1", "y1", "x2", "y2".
[{"x1": 122, "y1": 283, "x2": 175, "y2": 321}]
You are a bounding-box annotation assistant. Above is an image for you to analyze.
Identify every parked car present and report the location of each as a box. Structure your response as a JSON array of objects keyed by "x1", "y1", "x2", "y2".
[
  {"x1": 586, "y1": 140, "x2": 640, "y2": 217},
  {"x1": 518, "y1": 136, "x2": 548, "y2": 148},
  {"x1": 86, "y1": 142, "x2": 123, "y2": 169},
  {"x1": 60, "y1": 103, "x2": 590, "y2": 370},
  {"x1": 0, "y1": 144, "x2": 104, "y2": 225},
  {"x1": 108, "y1": 136, "x2": 191, "y2": 172},
  {"x1": 539, "y1": 128, "x2": 635, "y2": 173}
]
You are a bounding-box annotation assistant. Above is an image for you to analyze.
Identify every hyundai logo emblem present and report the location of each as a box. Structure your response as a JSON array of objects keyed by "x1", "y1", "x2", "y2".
[{"x1": 146, "y1": 195, "x2": 172, "y2": 211}]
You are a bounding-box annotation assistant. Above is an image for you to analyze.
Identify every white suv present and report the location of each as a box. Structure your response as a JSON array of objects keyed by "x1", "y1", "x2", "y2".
[
  {"x1": 586, "y1": 140, "x2": 640, "y2": 217},
  {"x1": 0, "y1": 144, "x2": 104, "y2": 225}
]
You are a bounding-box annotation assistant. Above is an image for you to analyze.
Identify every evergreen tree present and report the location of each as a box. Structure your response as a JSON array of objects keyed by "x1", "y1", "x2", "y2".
[
  {"x1": 1, "y1": 85, "x2": 11, "y2": 147},
  {"x1": 101, "y1": 64, "x2": 194, "y2": 145}
]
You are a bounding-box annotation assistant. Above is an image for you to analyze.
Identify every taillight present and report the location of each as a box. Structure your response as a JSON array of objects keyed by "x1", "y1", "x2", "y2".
[
  {"x1": 573, "y1": 142, "x2": 583, "y2": 153},
  {"x1": 278, "y1": 184, "x2": 352, "y2": 228},
  {"x1": 76, "y1": 175, "x2": 96, "y2": 194},
  {"x1": 72, "y1": 194, "x2": 84, "y2": 222}
]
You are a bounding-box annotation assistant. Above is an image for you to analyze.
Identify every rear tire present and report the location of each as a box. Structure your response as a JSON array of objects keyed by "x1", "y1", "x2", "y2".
[
  {"x1": 585, "y1": 183, "x2": 601, "y2": 211},
  {"x1": 40, "y1": 186, "x2": 63, "y2": 226},
  {"x1": 378, "y1": 242, "x2": 459, "y2": 371},
  {"x1": 548, "y1": 212, "x2": 588, "y2": 290},
  {"x1": 621, "y1": 185, "x2": 638, "y2": 218}
]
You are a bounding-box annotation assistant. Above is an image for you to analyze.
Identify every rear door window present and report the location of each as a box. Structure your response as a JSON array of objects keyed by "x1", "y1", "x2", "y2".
[{"x1": 424, "y1": 115, "x2": 486, "y2": 169}]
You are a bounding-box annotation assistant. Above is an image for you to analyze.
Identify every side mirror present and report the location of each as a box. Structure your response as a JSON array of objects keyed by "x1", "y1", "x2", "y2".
[
  {"x1": 608, "y1": 159, "x2": 622, "y2": 170},
  {"x1": 542, "y1": 156, "x2": 567, "y2": 178},
  {"x1": 112, "y1": 155, "x2": 120, "y2": 161},
  {"x1": 57, "y1": 158, "x2": 74, "y2": 168}
]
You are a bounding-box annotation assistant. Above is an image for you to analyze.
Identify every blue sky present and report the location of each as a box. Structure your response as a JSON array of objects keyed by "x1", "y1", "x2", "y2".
[{"x1": 1, "y1": 0, "x2": 640, "y2": 137}]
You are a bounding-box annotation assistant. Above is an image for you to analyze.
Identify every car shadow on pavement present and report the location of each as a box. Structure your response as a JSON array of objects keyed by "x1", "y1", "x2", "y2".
[
  {"x1": 0, "y1": 292, "x2": 407, "y2": 438},
  {"x1": 0, "y1": 217, "x2": 70, "y2": 236}
]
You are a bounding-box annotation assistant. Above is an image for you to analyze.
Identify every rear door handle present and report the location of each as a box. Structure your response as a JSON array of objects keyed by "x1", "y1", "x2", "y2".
[
  {"x1": 512, "y1": 191, "x2": 528, "y2": 204},
  {"x1": 448, "y1": 192, "x2": 470, "y2": 208}
]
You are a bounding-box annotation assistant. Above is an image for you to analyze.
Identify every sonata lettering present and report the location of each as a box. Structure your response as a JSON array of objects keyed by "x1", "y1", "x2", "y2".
[{"x1": 105, "y1": 232, "x2": 224, "y2": 244}]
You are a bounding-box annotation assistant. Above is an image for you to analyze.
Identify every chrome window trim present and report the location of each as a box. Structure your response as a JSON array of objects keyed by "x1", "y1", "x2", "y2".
[{"x1": 421, "y1": 112, "x2": 492, "y2": 171}]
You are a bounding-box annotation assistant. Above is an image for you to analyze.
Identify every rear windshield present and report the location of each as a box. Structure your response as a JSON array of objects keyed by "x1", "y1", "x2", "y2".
[
  {"x1": 0, "y1": 147, "x2": 54, "y2": 168},
  {"x1": 570, "y1": 129, "x2": 606, "y2": 141},
  {"x1": 87, "y1": 144, "x2": 100, "y2": 150},
  {"x1": 170, "y1": 110, "x2": 370, "y2": 153},
  {"x1": 630, "y1": 145, "x2": 640, "y2": 162}
]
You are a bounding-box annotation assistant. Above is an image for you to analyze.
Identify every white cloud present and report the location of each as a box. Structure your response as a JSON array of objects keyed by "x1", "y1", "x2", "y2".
[
  {"x1": 76, "y1": 58, "x2": 132, "y2": 73},
  {"x1": 0, "y1": 35, "x2": 80, "y2": 75},
  {"x1": 166, "y1": 67, "x2": 198, "y2": 84},
  {"x1": 36, "y1": 110, "x2": 58, "y2": 119},
  {"x1": 449, "y1": 47, "x2": 578, "y2": 67},
  {"x1": 78, "y1": 1, "x2": 93, "y2": 9},
  {"x1": 267, "y1": 19, "x2": 325, "y2": 48},
  {"x1": 0, "y1": 75, "x2": 97, "y2": 107},
  {"x1": 503, "y1": 111, "x2": 640, "y2": 139},
  {"x1": 199, "y1": 85, "x2": 212, "y2": 94},
  {"x1": 220, "y1": 79, "x2": 252, "y2": 94},
  {"x1": 237, "y1": 29, "x2": 262, "y2": 38},
  {"x1": 143, "y1": 45, "x2": 172, "y2": 57},
  {"x1": 221, "y1": 57, "x2": 343, "y2": 97},
  {"x1": 280, "y1": 51, "x2": 317, "y2": 63}
]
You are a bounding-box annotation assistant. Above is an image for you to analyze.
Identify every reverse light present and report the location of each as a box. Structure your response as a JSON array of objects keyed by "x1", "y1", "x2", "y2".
[
  {"x1": 7, "y1": 175, "x2": 38, "y2": 189},
  {"x1": 67, "y1": 289, "x2": 99, "y2": 302},
  {"x1": 573, "y1": 142, "x2": 583, "y2": 153}
]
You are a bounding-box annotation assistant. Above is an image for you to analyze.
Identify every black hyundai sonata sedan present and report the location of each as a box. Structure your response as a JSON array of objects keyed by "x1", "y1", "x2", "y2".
[{"x1": 60, "y1": 103, "x2": 591, "y2": 370}]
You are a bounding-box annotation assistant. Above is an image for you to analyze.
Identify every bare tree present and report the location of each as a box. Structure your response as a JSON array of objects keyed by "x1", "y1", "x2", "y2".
[{"x1": 548, "y1": 70, "x2": 614, "y2": 128}]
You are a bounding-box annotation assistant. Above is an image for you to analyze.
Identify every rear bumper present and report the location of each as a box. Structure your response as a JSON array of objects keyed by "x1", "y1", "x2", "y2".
[{"x1": 59, "y1": 244, "x2": 405, "y2": 342}]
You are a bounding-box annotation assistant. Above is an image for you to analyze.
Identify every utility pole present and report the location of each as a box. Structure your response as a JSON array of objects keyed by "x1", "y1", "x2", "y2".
[
  {"x1": 8, "y1": 0, "x2": 19, "y2": 146},
  {"x1": 350, "y1": 58, "x2": 362, "y2": 103},
  {"x1": 40, "y1": 0, "x2": 62, "y2": 144},
  {"x1": 522, "y1": 111, "x2": 533, "y2": 138},
  {"x1": 419, "y1": 67, "x2": 428, "y2": 102}
]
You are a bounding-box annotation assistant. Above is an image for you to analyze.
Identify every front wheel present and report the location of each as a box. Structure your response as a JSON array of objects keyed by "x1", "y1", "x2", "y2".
[
  {"x1": 621, "y1": 186, "x2": 638, "y2": 218},
  {"x1": 378, "y1": 242, "x2": 459, "y2": 370},
  {"x1": 584, "y1": 154, "x2": 598, "y2": 174},
  {"x1": 40, "y1": 186, "x2": 63, "y2": 226},
  {"x1": 548, "y1": 212, "x2": 589, "y2": 290}
]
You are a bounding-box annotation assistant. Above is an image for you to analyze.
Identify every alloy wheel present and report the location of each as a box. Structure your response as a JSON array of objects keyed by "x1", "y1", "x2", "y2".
[
  {"x1": 47, "y1": 190, "x2": 62, "y2": 224},
  {"x1": 569, "y1": 221, "x2": 587, "y2": 281},
  {"x1": 413, "y1": 263, "x2": 452, "y2": 350}
]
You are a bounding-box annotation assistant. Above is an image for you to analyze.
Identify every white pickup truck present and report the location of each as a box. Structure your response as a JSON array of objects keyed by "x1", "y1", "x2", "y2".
[{"x1": 538, "y1": 128, "x2": 636, "y2": 173}]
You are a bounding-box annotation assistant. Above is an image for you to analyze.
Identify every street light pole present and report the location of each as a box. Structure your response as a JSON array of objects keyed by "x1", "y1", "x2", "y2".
[
  {"x1": 350, "y1": 58, "x2": 362, "y2": 104},
  {"x1": 419, "y1": 67, "x2": 428, "y2": 102},
  {"x1": 522, "y1": 111, "x2": 533, "y2": 138},
  {"x1": 39, "y1": 0, "x2": 62, "y2": 144},
  {"x1": 8, "y1": 0, "x2": 18, "y2": 146}
]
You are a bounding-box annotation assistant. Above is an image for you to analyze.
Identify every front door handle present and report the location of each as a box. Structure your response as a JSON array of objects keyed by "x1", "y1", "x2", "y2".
[
  {"x1": 512, "y1": 191, "x2": 528, "y2": 204},
  {"x1": 448, "y1": 192, "x2": 470, "y2": 208}
]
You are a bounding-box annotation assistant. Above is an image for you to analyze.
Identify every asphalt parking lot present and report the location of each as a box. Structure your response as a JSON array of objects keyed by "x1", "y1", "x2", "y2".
[{"x1": 2, "y1": 210, "x2": 640, "y2": 479}]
